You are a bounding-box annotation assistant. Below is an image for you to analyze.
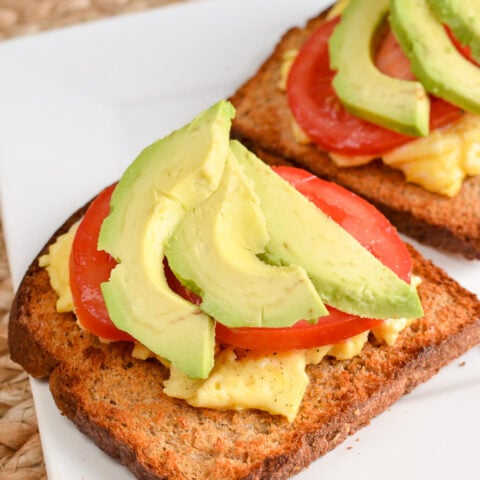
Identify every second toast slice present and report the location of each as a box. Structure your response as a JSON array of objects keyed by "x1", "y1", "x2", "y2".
[{"x1": 230, "y1": 10, "x2": 480, "y2": 259}]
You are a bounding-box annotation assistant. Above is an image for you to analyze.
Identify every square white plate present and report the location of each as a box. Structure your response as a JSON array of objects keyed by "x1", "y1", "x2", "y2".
[{"x1": 0, "y1": 0, "x2": 479, "y2": 479}]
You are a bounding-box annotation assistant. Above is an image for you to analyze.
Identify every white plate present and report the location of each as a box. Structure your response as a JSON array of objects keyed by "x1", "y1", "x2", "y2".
[{"x1": 0, "y1": 0, "x2": 479, "y2": 479}]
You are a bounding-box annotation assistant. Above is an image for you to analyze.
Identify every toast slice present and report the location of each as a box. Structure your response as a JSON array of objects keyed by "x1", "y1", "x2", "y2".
[
  {"x1": 8, "y1": 199, "x2": 480, "y2": 480},
  {"x1": 229, "y1": 10, "x2": 480, "y2": 260}
]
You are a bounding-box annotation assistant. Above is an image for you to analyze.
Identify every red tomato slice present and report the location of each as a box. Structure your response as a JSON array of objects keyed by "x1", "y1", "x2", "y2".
[
  {"x1": 215, "y1": 166, "x2": 413, "y2": 352},
  {"x1": 69, "y1": 184, "x2": 133, "y2": 341},
  {"x1": 287, "y1": 18, "x2": 462, "y2": 156},
  {"x1": 215, "y1": 313, "x2": 382, "y2": 353},
  {"x1": 70, "y1": 184, "x2": 202, "y2": 341}
]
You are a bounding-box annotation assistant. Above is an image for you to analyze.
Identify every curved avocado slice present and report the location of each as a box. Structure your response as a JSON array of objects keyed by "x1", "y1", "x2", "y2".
[
  {"x1": 329, "y1": 0, "x2": 430, "y2": 137},
  {"x1": 165, "y1": 150, "x2": 328, "y2": 329},
  {"x1": 428, "y1": 0, "x2": 480, "y2": 64},
  {"x1": 97, "y1": 100, "x2": 235, "y2": 379},
  {"x1": 391, "y1": 0, "x2": 480, "y2": 115},
  {"x1": 231, "y1": 141, "x2": 423, "y2": 320}
]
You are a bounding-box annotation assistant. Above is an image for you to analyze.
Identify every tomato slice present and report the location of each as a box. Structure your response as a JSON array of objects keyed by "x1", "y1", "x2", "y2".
[
  {"x1": 215, "y1": 313, "x2": 382, "y2": 352},
  {"x1": 69, "y1": 184, "x2": 133, "y2": 341},
  {"x1": 287, "y1": 18, "x2": 462, "y2": 156},
  {"x1": 70, "y1": 184, "x2": 202, "y2": 341},
  {"x1": 215, "y1": 166, "x2": 413, "y2": 352}
]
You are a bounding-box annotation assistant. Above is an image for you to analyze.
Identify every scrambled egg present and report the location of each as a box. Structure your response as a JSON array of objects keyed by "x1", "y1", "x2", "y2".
[
  {"x1": 164, "y1": 349, "x2": 309, "y2": 423},
  {"x1": 42, "y1": 221, "x2": 417, "y2": 422},
  {"x1": 277, "y1": 49, "x2": 298, "y2": 92},
  {"x1": 382, "y1": 114, "x2": 480, "y2": 196},
  {"x1": 163, "y1": 315, "x2": 416, "y2": 422},
  {"x1": 39, "y1": 223, "x2": 78, "y2": 312}
]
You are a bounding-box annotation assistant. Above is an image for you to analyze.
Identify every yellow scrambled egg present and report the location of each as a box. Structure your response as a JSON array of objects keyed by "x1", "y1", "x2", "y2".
[
  {"x1": 42, "y1": 221, "x2": 416, "y2": 422},
  {"x1": 39, "y1": 223, "x2": 78, "y2": 312},
  {"x1": 163, "y1": 295, "x2": 418, "y2": 422},
  {"x1": 164, "y1": 336, "x2": 378, "y2": 423},
  {"x1": 164, "y1": 349, "x2": 310, "y2": 423},
  {"x1": 382, "y1": 114, "x2": 480, "y2": 196},
  {"x1": 327, "y1": 113, "x2": 480, "y2": 197}
]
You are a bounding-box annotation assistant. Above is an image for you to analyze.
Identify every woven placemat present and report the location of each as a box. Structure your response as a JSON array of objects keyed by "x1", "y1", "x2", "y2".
[
  {"x1": 0, "y1": 224, "x2": 40, "y2": 480},
  {"x1": 0, "y1": 0, "x2": 187, "y2": 40},
  {"x1": 0, "y1": 1, "x2": 188, "y2": 478}
]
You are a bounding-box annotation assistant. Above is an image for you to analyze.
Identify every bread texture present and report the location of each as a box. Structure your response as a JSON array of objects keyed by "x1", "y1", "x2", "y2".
[
  {"x1": 8, "y1": 199, "x2": 480, "y2": 480},
  {"x1": 229, "y1": 10, "x2": 480, "y2": 260}
]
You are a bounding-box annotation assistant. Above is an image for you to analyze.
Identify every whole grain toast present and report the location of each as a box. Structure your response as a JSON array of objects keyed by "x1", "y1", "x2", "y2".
[
  {"x1": 229, "y1": 10, "x2": 480, "y2": 260},
  {"x1": 8, "y1": 197, "x2": 480, "y2": 480}
]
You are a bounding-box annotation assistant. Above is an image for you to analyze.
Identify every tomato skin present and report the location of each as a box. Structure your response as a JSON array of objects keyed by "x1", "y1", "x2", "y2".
[
  {"x1": 287, "y1": 18, "x2": 462, "y2": 156},
  {"x1": 214, "y1": 167, "x2": 413, "y2": 352},
  {"x1": 445, "y1": 25, "x2": 480, "y2": 67},
  {"x1": 164, "y1": 258, "x2": 201, "y2": 306},
  {"x1": 216, "y1": 312, "x2": 382, "y2": 353},
  {"x1": 69, "y1": 184, "x2": 134, "y2": 341}
]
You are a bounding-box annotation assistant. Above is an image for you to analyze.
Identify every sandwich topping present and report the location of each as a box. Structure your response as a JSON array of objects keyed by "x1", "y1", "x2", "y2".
[
  {"x1": 283, "y1": 0, "x2": 480, "y2": 196},
  {"x1": 40, "y1": 101, "x2": 423, "y2": 422}
]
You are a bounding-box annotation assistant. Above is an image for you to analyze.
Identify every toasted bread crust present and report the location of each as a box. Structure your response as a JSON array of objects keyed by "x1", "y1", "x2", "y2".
[
  {"x1": 8, "y1": 199, "x2": 480, "y2": 480},
  {"x1": 229, "y1": 11, "x2": 480, "y2": 259}
]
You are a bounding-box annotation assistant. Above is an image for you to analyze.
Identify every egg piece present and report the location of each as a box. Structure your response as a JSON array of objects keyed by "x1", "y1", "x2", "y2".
[
  {"x1": 38, "y1": 223, "x2": 78, "y2": 312},
  {"x1": 372, "y1": 318, "x2": 414, "y2": 346},
  {"x1": 164, "y1": 349, "x2": 309, "y2": 422},
  {"x1": 327, "y1": 331, "x2": 370, "y2": 360},
  {"x1": 383, "y1": 113, "x2": 480, "y2": 196}
]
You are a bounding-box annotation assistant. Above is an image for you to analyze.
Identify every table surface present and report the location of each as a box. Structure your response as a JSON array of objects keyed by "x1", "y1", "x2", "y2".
[{"x1": 0, "y1": 2, "x2": 188, "y2": 479}]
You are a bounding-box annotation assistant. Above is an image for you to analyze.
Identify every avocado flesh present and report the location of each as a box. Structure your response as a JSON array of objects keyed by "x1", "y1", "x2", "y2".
[
  {"x1": 329, "y1": 0, "x2": 430, "y2": 137},
  {"x1": 98, "y1": 100, "x2": 235, "y2": 379},
  {"x1": 428, "y1": 0, "x2": 480, "y2": 64},
  {"x1": 166, "y1": 150, "x2": 328, "y2": 329},
  {"x1": 391, "y1": 0, "x2": 480, "y2": 116},
  {"x1": 231, "y1": 141, "x2": 423, "y2": 320}
]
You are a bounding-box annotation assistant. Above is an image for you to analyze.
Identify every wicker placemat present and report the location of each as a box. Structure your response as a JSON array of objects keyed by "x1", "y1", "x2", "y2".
[
  {"x1": 0, "y1": 0, "x2": 187, "y2": 40},
  {"x1": 0, "y1": 1, "x2": 188, "y2": 478},
  {"x1": 0, "y1": 224, "x2": 41, "y2": 480}
]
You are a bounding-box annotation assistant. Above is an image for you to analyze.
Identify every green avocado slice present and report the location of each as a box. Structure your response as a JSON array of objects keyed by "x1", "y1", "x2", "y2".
[
  {"x1": 165, "y1": 149, "x2": 328, "y2": 329},
  {"x1": 391, "y1": 0, "x2": 480, "y2": 115},
  {"x1": 97, "y1": 100, "x2": 234, "y2": 379},
  {"x1": 232, "y1": 140, "x2": 423, "y2": 320},
  {"x1": 329, "y1": 0, "x2": 430, "y2": 136},
  {"x1": 428, "y1": 0, "x2": 480, "y2": 64}
]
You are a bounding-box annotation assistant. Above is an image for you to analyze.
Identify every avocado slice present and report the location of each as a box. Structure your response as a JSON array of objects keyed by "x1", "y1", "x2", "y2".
[
  {"x1": 165, "y1": 150, "x2": 328, "y2": 329},
  {"x1": 428, "y1": 0, "x2": 480, "y2": 64},
  {"x1": 98, "y1": 101, "x2": 235, "y2": 379},
  {"x1": 329, "y1": 0, "x2": 430, "y2": 137},
  {"x1": 231, "y1": 140, "x2": 423, "y2": 320},
  {"x1": 391, "y1": 0, "x2": 480, "y2": 115}
]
